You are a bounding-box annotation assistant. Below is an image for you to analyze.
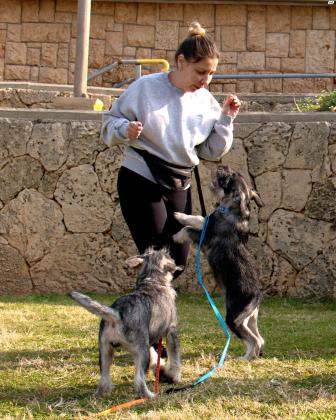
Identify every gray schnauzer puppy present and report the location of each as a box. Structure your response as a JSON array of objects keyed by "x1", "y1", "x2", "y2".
[
  {"x1": 70, "y1": 247, "x2": 181, "y2": 399},
  {"x1": 173, "y1": 165, "x2": 265, "y2": 361}
]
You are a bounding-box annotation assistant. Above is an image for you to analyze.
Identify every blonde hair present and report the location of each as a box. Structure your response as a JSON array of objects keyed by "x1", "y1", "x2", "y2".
[
  {"x1": 175, "y1": 21, "x2": 219, "y2": 63},
  {"x1": 188, "y1": 21, "x2": 206, "y2": 37}
]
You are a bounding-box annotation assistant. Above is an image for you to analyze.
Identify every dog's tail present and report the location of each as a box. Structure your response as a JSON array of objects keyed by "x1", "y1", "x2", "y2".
[{"x1": 69, "y1": 291, "x2": 120, "y2": 323}]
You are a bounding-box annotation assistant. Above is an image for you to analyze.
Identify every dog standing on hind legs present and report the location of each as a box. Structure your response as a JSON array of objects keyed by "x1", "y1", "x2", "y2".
[
  {"x1": 70, "y1": 247, "x2": 181, "y2": 399},
  {"x1": 173, "y1": 165, "x2": 265, "y2": 361}
]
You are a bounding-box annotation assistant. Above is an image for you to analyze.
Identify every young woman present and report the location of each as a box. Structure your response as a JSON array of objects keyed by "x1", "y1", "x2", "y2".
[{"x1": 101, "y1": 22, "x2": 241, "y2": 277}]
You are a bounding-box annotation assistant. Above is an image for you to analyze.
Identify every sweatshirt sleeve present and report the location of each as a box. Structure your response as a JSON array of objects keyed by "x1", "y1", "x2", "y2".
[
  {"x1": 196, "y1": 113, "x2": 234, "y2": 162},
  {"x1": 100, "y1": 82, "x2": 140, "y2": 147}
]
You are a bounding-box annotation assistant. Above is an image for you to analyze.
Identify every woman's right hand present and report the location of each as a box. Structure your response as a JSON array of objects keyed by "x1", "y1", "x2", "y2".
[{"x1": 127, "y1": 121, "x2": 143, "y2": 141}]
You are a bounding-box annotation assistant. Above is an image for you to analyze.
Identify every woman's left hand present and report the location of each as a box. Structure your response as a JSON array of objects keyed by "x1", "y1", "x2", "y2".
[{"x1": 222, "y1": 95, "x2": 241, "y2": 119}]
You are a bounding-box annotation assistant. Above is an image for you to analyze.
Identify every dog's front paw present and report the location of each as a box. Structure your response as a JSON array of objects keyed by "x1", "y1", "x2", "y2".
[
  {"x1": 174, "y1": 212, "x2": 188, "y2": 224},
  {"x1": 96, "y1": 380, "x2": 114, "y2": 396},
  {"x1": 172, "y1": 228, "x2": 190, "y2": 244}
]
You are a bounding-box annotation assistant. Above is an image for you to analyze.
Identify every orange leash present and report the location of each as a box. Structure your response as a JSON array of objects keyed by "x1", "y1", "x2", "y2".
[{"x1": 84, "y1": 338, "x2": 163, "y2": 418}]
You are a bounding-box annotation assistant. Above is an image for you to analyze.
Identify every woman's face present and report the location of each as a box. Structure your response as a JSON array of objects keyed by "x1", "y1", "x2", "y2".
[{"x1": 177, "y1": 55, "x2": 218, "y2": 92}]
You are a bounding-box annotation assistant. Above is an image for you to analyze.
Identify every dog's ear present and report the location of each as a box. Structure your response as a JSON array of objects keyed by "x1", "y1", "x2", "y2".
[
  {"x1": 250, "y1": 189, "x2": 264, "y2": 207},
  {"x1": 126, "y1": 256, "x2": 144, "y2": 268}
]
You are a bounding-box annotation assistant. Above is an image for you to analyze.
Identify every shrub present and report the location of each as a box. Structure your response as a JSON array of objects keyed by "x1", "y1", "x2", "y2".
[{"x1": 294, "y1": 90, "x2": 336, "y2": 112}]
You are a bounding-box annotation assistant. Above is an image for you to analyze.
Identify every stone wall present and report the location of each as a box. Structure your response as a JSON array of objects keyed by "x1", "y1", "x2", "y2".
[
  {"x1": 0, "y1": 109, "x2": 335, "y2": 298},
  {"x1": 0, "y1": 0, "x2": 336, "y2": 93}
]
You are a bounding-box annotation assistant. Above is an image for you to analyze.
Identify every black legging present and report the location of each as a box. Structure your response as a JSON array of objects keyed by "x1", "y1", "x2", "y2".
[{"x1": 117, "y1": 166, "x2": 192, "y2": 275}]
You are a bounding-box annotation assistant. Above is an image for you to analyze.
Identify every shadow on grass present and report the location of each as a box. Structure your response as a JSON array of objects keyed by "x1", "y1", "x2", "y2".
[{"x1": 0, "y1": 372, "x2": 335, "y2": 416}]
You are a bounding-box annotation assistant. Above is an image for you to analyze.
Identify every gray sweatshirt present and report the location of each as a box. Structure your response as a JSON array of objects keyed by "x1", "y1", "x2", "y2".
[{"x1": 101, "y1": 72, "x2": 234, "y2": 184}]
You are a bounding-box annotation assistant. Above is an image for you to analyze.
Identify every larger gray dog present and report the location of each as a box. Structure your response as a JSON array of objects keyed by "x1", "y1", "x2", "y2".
[
  {"x1": 70, "y1": 247, "x2": 181, "y2": 399},
  {"x1": 174, "y1": 165, "x2": 265, "y2": 360}
]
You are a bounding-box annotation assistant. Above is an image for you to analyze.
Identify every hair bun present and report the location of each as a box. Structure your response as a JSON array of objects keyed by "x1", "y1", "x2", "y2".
[{"x1": 188, "y1": 21, "x2": 206, "y2": 37}]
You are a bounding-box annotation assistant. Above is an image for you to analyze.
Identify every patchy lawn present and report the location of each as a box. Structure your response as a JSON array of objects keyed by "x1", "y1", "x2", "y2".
[{"x1": 0, "y1": 294, "x2": 335, "y2": 419}]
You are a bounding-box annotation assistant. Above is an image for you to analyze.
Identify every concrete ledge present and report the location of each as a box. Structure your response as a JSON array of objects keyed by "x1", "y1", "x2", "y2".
[{"x1": 1, "y1": 108, "x2": 336, "y2": 123}]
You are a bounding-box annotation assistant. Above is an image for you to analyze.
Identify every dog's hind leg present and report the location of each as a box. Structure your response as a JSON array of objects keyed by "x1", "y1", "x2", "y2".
[
  {"x1": 159, "y1": 327, "x2": 181, "y2": 384},
  {"x1": 133, "y1": 343, "x2": 155, "y2": 399},
  {"x1": 96, "y1": 334, "x2": 114, "y2": 396},
  {"x1": 247, "y1": 307, "x2": 265, "y2": 357},
  {"x1": 235, "y1": 318, "x2": 262, "y2": 361},
  {"x1": 227, "y1": 310, "x2": 260, "y2": 361}
]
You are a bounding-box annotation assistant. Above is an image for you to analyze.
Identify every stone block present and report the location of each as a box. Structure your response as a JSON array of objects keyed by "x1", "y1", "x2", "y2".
[
  {"x1": 0, "y1": 58, "x2": 4, "y2": 79},
  {"x1": 289, "y1": 30, "x2": 305, "y2": 58},
  {"x1": 90, "y1": 14, "x2": 107, "y2": 39},
  {"x1": 266, "y1": 6, "x2": 290, "y2": 32},
  {"x1": 295, "y1": 241, "x2": 336, "y2": 298},
  {"x1": 115, "y1": 3, "x2": 137, "y2": 24},
  {"x1": 184, "y1": 4, "x2": 215, "y2": 28},
  {"x1": 266, "y1": 33, "x2": 289, "y2": 58},
  {"x1": 5, "y1": 42, "x2": 27, "y2": 65},
  {"x1": 123, "y1": 46, "x2": 136, "y2": 57},
  {"x1": 55, "y1": 12, "x2": 72, "y2": 23},
  {"x1": 0, "y1": 156, "x2": 44, "y2": 203},
  {"x1": 57, "y1": 43, "x2": 68, "y2": 68},
  {"x1": 27, "y1": 122, "x2": 68, "y2": 171},
  {"x1": 244, "y1": 122, "x2": 292, "y2": 176},
  {"x1": 247, "y1": 9, "x2": 265, "y2": 51},
  {"x1": 7, "y1": 24, "x2": 21, "y2": 42},
  {"x1": 54, "y1": 165, "x2": 114, "y2": 233},
  {"x1": 56, "y1": 0, "x2": 77, "y2": 13},
  {"x1": 88, "y1": 39, "x2": 105, "y2": 68},
  {"x1": 27, "y1": 48, "x2": 41, "y2": 66},
  {"x1": 237, "y1": 52, "x2": 265, "y2": 71},
  {"x1": 236, "y1": 80, "x2": 254, "y2": 93},
  {"x1": 159, "y1": 4, "x2": 183, "y2": 21},
  {"x1": 136, "y1": 48, "x2": 151, "y2": 59},
  {"x1": 91, "y1": 2, "x2": 115, "y2": 15},
  {"x1": 125, "y1": 25, "x2": 155, "y2": 48},
  {"x1": 155, "y1": 21, "x2": 179, "y2": 50},
  {"x1": 30, "y1": 233, "x2": 134, "y2": 294},
  {"x1": 282, "y1": 169, "x2": 312, "y2": 212},
  {"x1": 0, "y1": 244, "x2": 32, "y2": 296},
  {"x1": 67, "y1": 121, "x2": 106, "y2": 167},
  {"x1": 281, "y1": 58, "x2": 305, "y2": 73},
  {"x1": 5, "y1": 65, "x2": 30, "y2": 80},
  {"x1": 291, "y1": 6, "x2": 312, "y2": 30},
  {"x1": 105, "y1": 31, "x2": 123, "y2": 56},
  {"x1": 0, "y1": 189, "x2": 65, "y2": 264},
  {"x1": 216, "y1": 5, "x2": 247, "y2": 26},
  {"x1": 255, "y1": 171, "x2": 282, "y2": 221},
  {"x1": 41, "y1": 43, "x2": 58, "y2": 67},
  {"x1": 306, "y1": 30, "x2": 335, "y2": 73},
  {"x1": 331, "y1": 8, "x2": 336, "y2": 29},
  {"x1": 266, "y1": 57, "x2": 281, "y2": 71},
  {"x1": 0, "y1": 0, "x2": 21, "y2": 23},
  {"x1": 284, "y1": 122, "x2": 329, "y2": 170},
  {"x1": 137, "y1": 4, "x2": 156, "y2": 26},
  {"x1": 306, "y1": 178, "x2": 336, "y2": 222},
  {"x1": 39, "y1": 0, "x2": 55, "y2": 23},
  {"x1": 22, "y1": 0, "x2": 39, "y2": 22},
  {"x1": 267, "y1": 209, "x2": 333, "y2": 270},
  {"x1": 313, "y1": 6, "x2": 330, "y2": 30},
  {"x1": 221, "y1": 26, "x2": 246, "y2": 52},
  {"x1": 220, "y1": 52, "x2": 237, "y2": 64},
  {"x1": 39, "y1": 67, "x2": 67, "y2": 83},
  {"x1": 22, "y1": 23, "x2": 71, "y2": 43}
]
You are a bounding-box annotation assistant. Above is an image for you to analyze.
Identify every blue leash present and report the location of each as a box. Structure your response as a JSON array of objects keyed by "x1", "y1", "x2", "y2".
[{"x1": 167, "y1": 210, "x2": 231, "y2": 393}]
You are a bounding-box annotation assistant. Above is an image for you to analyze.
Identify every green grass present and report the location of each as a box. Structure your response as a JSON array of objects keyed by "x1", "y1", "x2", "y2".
[{"x1": 0, "y1": 294, "x2": 335, "y2": 419}]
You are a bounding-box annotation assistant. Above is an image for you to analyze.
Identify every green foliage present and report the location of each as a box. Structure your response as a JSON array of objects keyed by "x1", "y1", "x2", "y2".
[
  {"x1": 0, "y1": 294, "x2": 335, "y2": 419},
  {"x1": 294, "y1": 90, "x2": 336, "y2": 112}
]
